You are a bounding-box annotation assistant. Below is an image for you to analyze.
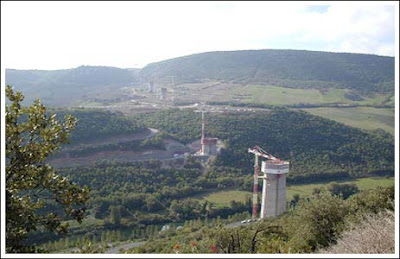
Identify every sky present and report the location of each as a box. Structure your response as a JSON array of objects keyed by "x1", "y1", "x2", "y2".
[{"x1": 1, "y1": 1, "x2": 398, "y2": 70}]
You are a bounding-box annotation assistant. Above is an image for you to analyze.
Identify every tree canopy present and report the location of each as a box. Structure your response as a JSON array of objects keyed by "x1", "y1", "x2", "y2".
[{"x1": 5, "y1": 86, "x2": 90, "y2": 253}]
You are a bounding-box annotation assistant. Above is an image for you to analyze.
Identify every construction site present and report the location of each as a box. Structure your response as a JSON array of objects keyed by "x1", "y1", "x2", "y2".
[
  {"x1": 133, "y1": 78, "x2": 291, "y2": 221},
  {"x1": 49, "y1": 75, "x2": 291, "y2": 221},
  {"x1": 49, "y1": 107, "x2": 224, "y2": 168},
  {"x1": 248, "y1": 146, "x2": 290, "y2": 220},
  {"x1": 51, "y1": 80, "x2": 290, "y2": 220}
]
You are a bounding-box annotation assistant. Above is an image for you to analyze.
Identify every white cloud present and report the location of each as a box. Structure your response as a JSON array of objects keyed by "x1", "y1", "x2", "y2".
[{"x1": 1, "y1": 1, "x2": 396, "y2": 69}]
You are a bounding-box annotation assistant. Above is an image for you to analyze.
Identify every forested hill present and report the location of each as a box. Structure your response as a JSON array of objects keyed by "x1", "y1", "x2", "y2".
[
  {"x1": 5, "y1": 66, "x2": 138, "y2": 106},
  {"x1": 135, "y1": 109, "x2": 394, "y2": 183},
  {"x1": 5, "y1": 50, "x2": 394, "y2": 107},
  {"x1": 50, "y1": 108, "x2": 145, "y2": 144},
  {"x1": 140, "y1": 49, "x2": 394, "y2": 93}
]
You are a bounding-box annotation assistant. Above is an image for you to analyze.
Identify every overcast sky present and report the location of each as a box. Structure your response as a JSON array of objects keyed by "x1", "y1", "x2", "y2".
[{"x1": 1, "y1": 1, "x2": 397, "y2": 70}]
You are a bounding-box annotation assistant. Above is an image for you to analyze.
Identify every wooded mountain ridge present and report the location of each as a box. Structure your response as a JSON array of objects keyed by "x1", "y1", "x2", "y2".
[
  {"x1": 5, "y1": 49, "x2": 394, "y2": 106},
  {"x1": 140, "y1": 49, "x2": 394, "y2": 93}
]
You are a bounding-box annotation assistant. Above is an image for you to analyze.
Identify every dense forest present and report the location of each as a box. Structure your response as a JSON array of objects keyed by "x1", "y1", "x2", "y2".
[
  {"x1": 49, "y1": 108, "x2": 145, "y2": 144},
  {"x1": 46, "y1": 108, "x2": 394, "y2": 218},
  {"x1": 132, "y1": 108, "x2": 394, "y2": 183},
  {"x1": 57, "y1": 160, "x2": 250, "y2": 220},
  {"x1": 140, "y1": 49, "x2": 394, "y2": 94},
  {"x1": 27, "y1": 159, "x2": 253, "y2": 247},
  {"x1": 47, "y1": 109, "x2": 165, "y2": 159}
]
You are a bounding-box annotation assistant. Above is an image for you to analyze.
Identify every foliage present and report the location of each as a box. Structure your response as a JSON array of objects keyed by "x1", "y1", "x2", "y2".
[
  {"x1": 347, "y1": 186, "x2": 394, "y2": 216},
  {"x1": 52, "y1": 108, "x2": 145, "y2": 144},
  {"x1": 57, "y1": 162, "x2": 250, "y2": 222},
  {"x1": 319, "y1": 210, "x2": 394, "y2": 254},
  {"x1": 15, "y1": 103, "x2": 393, "y2": 253},
  {"x1": 133, "y1": 108, "x2": 394, "y2": 182},
  {"x1": 127, "y1": 186, "x2": 394, "y2": 254},
  {"x1": 75, "y1": 235, "x2": 107, "y2": 253},
  {"x1": 285, "y1": 191, "x2": 351, "y2": 251},
  {"x1": 327, "y1": 182, "x2": 359, "y2": 199},
  {"x1": 109, "y1": 206, "x2": 122, "y2": 225},
  {"x1": 5, "y1": 86, "x2": 90, "y2": 253}
]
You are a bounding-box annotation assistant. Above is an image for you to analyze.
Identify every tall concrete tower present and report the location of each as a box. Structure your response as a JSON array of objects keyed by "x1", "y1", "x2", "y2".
[
  {"x1": 260, "y1": 160, "x2": 289, "y2": 218},
  {"x1": 159, "y1": 87, "x2": 167, "y2": 100},
  {"x1": 148, "y1": 81, "x2": 154, "y2": 93},
  {"x1": 248, "y1": 146, "x2": 289, "y2": 220}
]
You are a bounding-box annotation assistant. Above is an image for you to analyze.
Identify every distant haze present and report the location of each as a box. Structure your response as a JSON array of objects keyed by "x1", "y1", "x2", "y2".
[
  {"x1": 1, "y1": 1, "x2": 396, "y2": 70},
  {"x1": 5, "y1": 49, "x2": 394, "y2": 107}
]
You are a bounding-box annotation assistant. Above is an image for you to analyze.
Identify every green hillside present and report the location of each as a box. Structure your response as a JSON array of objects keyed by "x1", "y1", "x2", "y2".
[
  {"x1": 140, "y1": 49, "x2": 394, "y2": 94},
  {"x1": 5, "y1": 66, "x2": 139, "y2": 106},
  {"x1": 5, "y1": 50, "x2": 394, "y2": 108},
  {"x1": 50, "y1": 108, "x2": 145, "y2": 143},
  {"x1": 134, "y1": 108, "x2": 394, "y2": 182}
]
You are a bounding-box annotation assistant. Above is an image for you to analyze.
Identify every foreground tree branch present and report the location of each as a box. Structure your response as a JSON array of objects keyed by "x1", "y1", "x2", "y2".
[{"x1": 6, "y1": 85, "x2": 90, "y2": 253}]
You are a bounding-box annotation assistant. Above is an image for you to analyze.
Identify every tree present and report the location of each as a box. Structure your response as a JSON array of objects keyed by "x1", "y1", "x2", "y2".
[
  {"x1": 328, "y1": 182, "x2": 359, "y2": 199},
  {"x1": 145, "y1": 195, "x2": 163, "y2": 212},
  {"x1": 5, "y1": 86, "x2": 90, "y2": 253},
  {"x1": 290, "y1": 194, "x2": 301, "y2": 208},
  {"x1": 287, "y1": 191, "x2": 351, "y2": 251},
  {"x1": 109, "y1": 205, "x2": 122, "y2": 225}
]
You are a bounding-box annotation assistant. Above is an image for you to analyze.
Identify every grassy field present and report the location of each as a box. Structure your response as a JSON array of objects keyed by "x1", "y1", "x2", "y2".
[
  {"x1": 169, "y1": 83, "x2": 393, "y2": 107},
  {"x1": 356, "y1": 93, "x2": 393, "y2": 106},
  {"x1": 192, "y1": 177, "x2": 394, "y2": 207},
  {"x1": 286, "y1": 176, "x2": 394, "y2": 200},
  {"x1": 301, "y1": 107, "x2": 394, "y2": 135},
  {"x1": 225, "y1": 85, "x2": 392, "y2": 106},
  {"x1": 190, "y1": 190, "x2": 252, "y2": 208},
  {"x1": 229, "y1": 85, "x2": 349, "y2": 105}
]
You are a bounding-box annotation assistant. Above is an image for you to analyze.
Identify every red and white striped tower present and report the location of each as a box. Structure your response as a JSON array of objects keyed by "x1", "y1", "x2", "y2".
[
  {"x1": 252, "y1": 154, "x2": 260, "y2": 220},
  {"x1": 248, "y1": 145, "x2": 280, "y2": 220}
]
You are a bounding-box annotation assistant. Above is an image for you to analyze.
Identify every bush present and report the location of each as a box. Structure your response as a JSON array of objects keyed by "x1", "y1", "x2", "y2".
[
  {"x1": 328, "y1": 182, "x2": 359, "y2": 199},
  {"x1": 348, "y1": 186, "x2": 394, "y2": 215},
  {"x1": 285, "y1": 191, "x2": 351, "y2": 251},
  {"x1": 320, "y1": 210, "x2": 394, "y2": 254}
]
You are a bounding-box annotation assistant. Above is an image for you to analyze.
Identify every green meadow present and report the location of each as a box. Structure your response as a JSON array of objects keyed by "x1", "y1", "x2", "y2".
[
  {"x1": 229, "y1": 85, "x2": 349, "y2": 105},
  {"x1": 192, "y1": 176, "x2": 394, "y2": 208},
  {"x1": 302, "y1": 107, "x2": 394, "y2": 135}
]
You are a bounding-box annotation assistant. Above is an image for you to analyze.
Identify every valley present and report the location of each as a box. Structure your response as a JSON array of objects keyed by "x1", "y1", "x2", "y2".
[
  {"x1": 25, "y1": 107, "x2": 393, "y2": 253},
  {"x1": 6, "y1": 50, "x2": 395, "y2": 137},
  {"x1": 5, "y1": 49, "x2": 395, "y2": 254}
]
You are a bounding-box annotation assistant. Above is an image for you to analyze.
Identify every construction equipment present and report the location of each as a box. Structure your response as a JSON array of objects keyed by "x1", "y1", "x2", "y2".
[
  {"x1": 200, "y1": 111, "x2": 217, "y2": 155},
  {"x1": 248, "y1": 145, "x2": 289, "y2": 220}
]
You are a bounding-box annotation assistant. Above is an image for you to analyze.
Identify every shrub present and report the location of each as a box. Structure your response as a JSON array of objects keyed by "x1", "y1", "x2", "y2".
[{"x1": 320, "y1": 210, "x2": 394, "y2": 254}]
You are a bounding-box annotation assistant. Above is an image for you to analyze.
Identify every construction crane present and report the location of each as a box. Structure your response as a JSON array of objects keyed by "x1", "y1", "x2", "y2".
[
  {"x1": 248, "y1": 145, "x2": 280, "y2": 161},
  {"x1": 248, "y1": 145, "x2": 280, "y2": 220},
  {"x1": 166, "y1": 75, "x2": 175, "y2": 87},
  {"x1": 201, "y1": 111, "x2": 205, "y2": 140}
]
